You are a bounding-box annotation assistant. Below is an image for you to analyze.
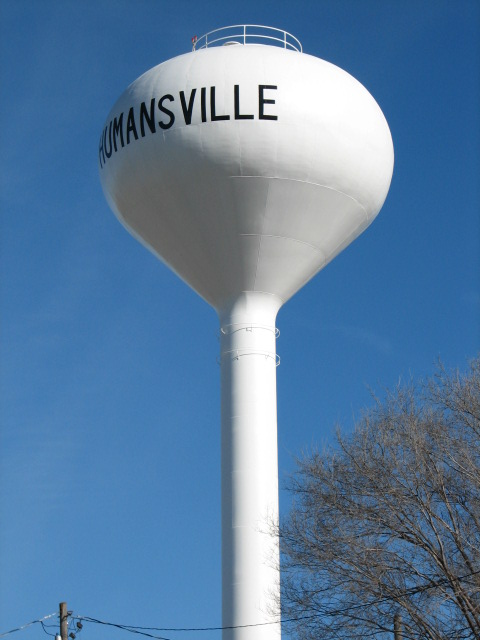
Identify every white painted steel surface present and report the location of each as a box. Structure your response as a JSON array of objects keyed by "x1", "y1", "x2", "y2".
[
  {"x1": 99, "y1": 36, "x2": 393, "y2": 640},
  {"x1": 219, "y1": 292, "x2": 281, "y2": 640},
  {"x1": 99, "y1": 44, "x2": 393, "y2": 314}
]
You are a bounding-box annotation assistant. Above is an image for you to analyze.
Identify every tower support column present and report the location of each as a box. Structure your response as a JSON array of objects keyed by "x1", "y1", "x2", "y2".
[{"x1": 219, "y1": 292, "x2": 282, "y2": 640}]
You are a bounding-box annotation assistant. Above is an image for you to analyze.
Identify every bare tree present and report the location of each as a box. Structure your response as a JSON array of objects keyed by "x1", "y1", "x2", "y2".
[{"x1": 278, "y1": 356, "x2": 480, "y2": 640}]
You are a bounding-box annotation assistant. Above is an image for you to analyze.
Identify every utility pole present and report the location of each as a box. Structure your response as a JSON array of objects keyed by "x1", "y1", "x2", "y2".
[
  {"x1": 394, "y1": 613, "x2": 403, "y2": 640},
  {"x1": 60, "y1": 602, "x2": 68, "y2": 640}
]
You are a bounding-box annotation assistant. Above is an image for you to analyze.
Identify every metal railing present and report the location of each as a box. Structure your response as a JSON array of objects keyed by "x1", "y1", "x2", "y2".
[
  {"x1": 192, "y1": 25, "x2": 302, "y2": 53},
  {"x1": 218, "y1": 349, "x2": 281, "y2": 366},
  {"x1": 220, "y1": 323, "x2": 280, "y2": 338}
]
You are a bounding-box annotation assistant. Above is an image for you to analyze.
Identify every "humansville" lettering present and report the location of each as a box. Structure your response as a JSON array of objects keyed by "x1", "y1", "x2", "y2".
[{"x1": 99, "y1": 84, "x2": 278, "y2": 168}]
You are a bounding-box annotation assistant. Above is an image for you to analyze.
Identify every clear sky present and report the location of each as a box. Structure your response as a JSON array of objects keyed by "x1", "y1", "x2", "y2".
[{"x1": 0, "y1": 1, "x2": 479, "y2": 638}]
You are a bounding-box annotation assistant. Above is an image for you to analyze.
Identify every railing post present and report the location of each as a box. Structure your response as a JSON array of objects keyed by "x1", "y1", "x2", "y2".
[{"x1": 191, "y1": 26, "x2": 302, "y2": 53}]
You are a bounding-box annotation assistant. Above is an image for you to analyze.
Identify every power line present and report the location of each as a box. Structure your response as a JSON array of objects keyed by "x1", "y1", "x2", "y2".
[
  {"x1": 76, "y1": 568, "x2": 480, "y2": 635},
  {"x1": 73, "y1": 617, "x2": 172, "y2": 640},
  {"x1": 0, "y1": 614, "x2": 57, "y2": 638},
  {"x1": 2, "y1": 567, "x2": 479, "y2": 639},
  {"x1": 78, "y1": 614, "x2": 280, "y2": 634},
  {"x1": 40, "y1": 621, "x2": 57, "y2": 637}
]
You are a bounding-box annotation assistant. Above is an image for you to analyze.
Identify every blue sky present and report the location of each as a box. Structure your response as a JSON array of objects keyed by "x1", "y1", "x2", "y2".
[{"x1": 0, "y1": 1, "x2": 479, "y2": 638}]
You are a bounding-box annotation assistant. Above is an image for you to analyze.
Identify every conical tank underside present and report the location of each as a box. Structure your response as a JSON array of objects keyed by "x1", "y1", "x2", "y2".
[{"x1": 99, "y1": 43, "x2": 393, "y2": 313}]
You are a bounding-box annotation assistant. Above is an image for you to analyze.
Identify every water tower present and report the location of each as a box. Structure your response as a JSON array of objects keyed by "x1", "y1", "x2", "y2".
[{"x1": 99, "y1": 25, "x2": 393, "y2": 640}]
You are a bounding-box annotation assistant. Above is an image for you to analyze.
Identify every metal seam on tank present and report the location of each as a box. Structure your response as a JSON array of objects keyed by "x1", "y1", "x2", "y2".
[
  {"x1": 243, "y1": 233, "x2": 327, "y2": 301},
  {"x1": 283, "y1": 257, "x2": 328, "y2": 300},
  {"x1": 252, "y1": 227, "x2": 264, "y2": 292},
  {"x1": 296, "y1": 221, "x2": 368, "y2": 293},
  {"x1": 231, "y1": 176, "x2": 371, "y2": 255},
  {"x1": 252, "y1": 180, "x2": 270, "y2": 291},
  {"x1": 181, "y1": 55, "x2": 195, "y2": 101},
  {"x1": 327, "y1": 212, "x2": 369, "y2": 259},
  {"x1": 229, "y1": 175, "x2": 373, "y2": 215},
  {"x1": 239, "y1": 233, "x2": 326, "y2": 254}
]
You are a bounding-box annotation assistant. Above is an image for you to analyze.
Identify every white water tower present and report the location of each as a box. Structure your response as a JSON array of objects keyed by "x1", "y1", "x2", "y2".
[{"x1": 99, "y1": 25, "x2": 393, "y2": 640}]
